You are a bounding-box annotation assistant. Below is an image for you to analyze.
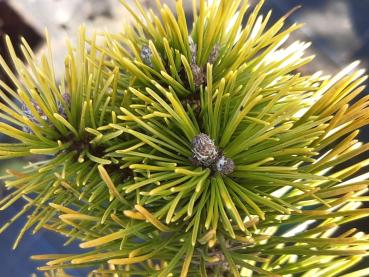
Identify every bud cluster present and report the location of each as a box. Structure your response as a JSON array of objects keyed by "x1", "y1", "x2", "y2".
[{"x1": 188, "y1": 37, "x2": 221, "y2": 88}]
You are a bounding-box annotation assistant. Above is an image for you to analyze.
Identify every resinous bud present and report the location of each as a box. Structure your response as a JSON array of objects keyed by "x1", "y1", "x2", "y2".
[
  {"x1": 208, "y1": 43, "x2": 220, "y2": 64},
  {"x1": 21, "y1": 102, "x2": 48, "y2": 133},
  {"x1": 191, "y1": 63, "x2": 205, "y2": 87},
  {"x1": 215, "y1": 155, "x2": 235, "y2": 175},
  {"x1": 140, "y1": 45, "x2": 153, "y2": 67},
  {"x1": 57, "y1": 92, "x2": 71, "y2": 118},
  {"x1": 188, "y1": 36, "x2": 197, "y2": 63},
  {"x1": 192, "y1": 133, "x2": 219, "y2": 167}
]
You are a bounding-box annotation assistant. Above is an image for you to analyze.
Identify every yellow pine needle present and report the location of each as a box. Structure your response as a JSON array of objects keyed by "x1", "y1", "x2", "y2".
[
  {"x1": 174, "y1": 168, "x2": 204, "y2": 176},
  {"x1": 198, "y1": 229, "x2": 216, "y2": 245},
  {"x1": 181, "y1": 243, "x2": 194, "y2": 277},
  {"x1": 123, "y1": 210, "x2": 145, "y2": 220},
  {"x1": 31, "y1": 254, "x2": 70, "y2": 261},
  {"x1": 166, "y1": 191, "x2": 184, "y2": 224},
  {"x1": 108, "y1": 253, "x2": 154, "y2": 265},
  {"x1": 80, "y1": 230, "x2": 126, "y2": 249},
  {"x1": 98, "y1": 165, "x2": 126, "y2": 203},
  {"x1": 53, "y1": 113, "x2": 79, "y2": 138},
  {"x1": 59, "y1": 214, "x2": 100, "y2": 222},
  {"x1": 134, "y1": 204, "x2": 172, "y2": 232},
  {"x1": 71, "y1": 251, "x2": 127, "y2": 265},
  {"x1": 49, "y1": 203, "x2": 78, "y2": 214}
]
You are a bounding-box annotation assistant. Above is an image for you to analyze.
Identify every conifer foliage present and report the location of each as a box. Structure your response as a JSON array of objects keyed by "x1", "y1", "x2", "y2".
[{"x1": 1, "y1": 0, "x2": 369, "y2": 276}]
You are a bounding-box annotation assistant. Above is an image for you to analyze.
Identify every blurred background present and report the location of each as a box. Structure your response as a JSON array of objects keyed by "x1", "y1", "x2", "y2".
[{"x1": 0, "y1": 0, "x2": 369, "y2": 275}]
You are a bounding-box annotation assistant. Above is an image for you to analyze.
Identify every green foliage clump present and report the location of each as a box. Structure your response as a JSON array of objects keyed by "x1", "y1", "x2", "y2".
[{"x1": 1, "y1": 0, "x2": 369, "y2": 276}]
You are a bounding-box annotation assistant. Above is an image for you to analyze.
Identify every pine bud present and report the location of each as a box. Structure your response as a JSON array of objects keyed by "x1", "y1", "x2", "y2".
[
  {"x1": 57, "y1": 92, "x2": 70, "y2": 118},
  {"x1": 21, "y1": 102, "x2": 48, "y2": 133},
  {"x1": 62, "y1": 92, "x2": 71, "y2": 105},
  {"x1": 21, "y1": 104, "x2": 34, "y2": 134},
  {"x1": 188, "y1": 36, "x2": 205, "y2": 86},
  {"x1": 140, "y1": 45, "x2": 153, "y2": 67},
  {"x1": 188, "y1": 36, "x2": 197, "y2": 63},
  {"x1": 192, "y1": 133, "x2": 219, "y2": 167},
  {"x1": 191, "y1": 63, "x2": 205, "y2": 87},
  {"x1": 208, "y1": 43, "x2": 220, "y2": 64},
  {"x1": 22, "y1": 103, "x2": 35, "y2": 121},
  {"x1": 215, "y1": 155, "x2": 235, "y2": 175}
]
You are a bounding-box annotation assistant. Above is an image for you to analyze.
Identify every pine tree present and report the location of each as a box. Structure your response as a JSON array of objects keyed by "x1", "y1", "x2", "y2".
[{"x1": 1, "y1": 1, "x2": 369, "y2": 276}]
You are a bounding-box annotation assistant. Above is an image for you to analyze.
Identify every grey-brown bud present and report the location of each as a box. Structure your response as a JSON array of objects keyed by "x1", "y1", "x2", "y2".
[
  {"x1": 191, "y1": 63, "x2": 205, "y2": 87},
  {"x1": 215, "y1": 155, "x2": 235, "y2": 175},
  {"x1": 21, "y1": 102, "x2": 48, "y2": 133},
  {"x1": 188, "y1": 36, "x2": 205, "y2": 86},
  {"x1": 192, "y1": 133, "x2": 219, "y2": 167},
  {"x1": 188, "y1": 36, "x2": 197, "y2": 63},
  {"x1": 57, "y1": 92, "x2": 70, "y2": 118},
  {"x1": 208, "y1": 43, "x2": 220, "y2": 64},
  {"x1": 140, "y1": 45, "x2": 153, "y2": 67}
]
